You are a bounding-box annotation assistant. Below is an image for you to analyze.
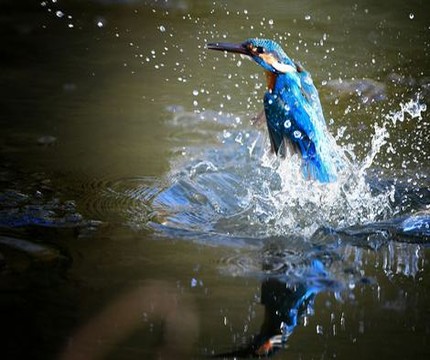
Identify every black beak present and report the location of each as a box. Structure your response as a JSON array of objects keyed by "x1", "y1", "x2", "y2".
[{"x1": 207, "y1": 42, "x2": 249, "y2": 55}]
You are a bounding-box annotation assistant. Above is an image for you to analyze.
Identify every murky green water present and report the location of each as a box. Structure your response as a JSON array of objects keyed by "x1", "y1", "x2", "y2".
[{"x1": 1, "y1": 1, "x2": 430, "y2": 359}]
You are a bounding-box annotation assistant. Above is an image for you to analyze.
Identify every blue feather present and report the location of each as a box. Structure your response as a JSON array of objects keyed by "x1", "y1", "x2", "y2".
[
  {"x1": 207, "y1": 38, "x2": 344, "y2": 183},
  {"x1": 264, "y1": 71, "x2": 335, "y2": 182}
]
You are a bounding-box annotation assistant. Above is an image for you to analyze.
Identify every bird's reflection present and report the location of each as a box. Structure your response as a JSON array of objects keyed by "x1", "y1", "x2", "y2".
[{"x1": 217, "y1": 259, "x2": 337, "y2": 358}]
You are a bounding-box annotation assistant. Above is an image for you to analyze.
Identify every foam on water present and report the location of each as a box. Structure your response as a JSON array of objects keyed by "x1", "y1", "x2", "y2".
[{"x1": 246, "y1": 128, "x2": 392, "y2": 238}]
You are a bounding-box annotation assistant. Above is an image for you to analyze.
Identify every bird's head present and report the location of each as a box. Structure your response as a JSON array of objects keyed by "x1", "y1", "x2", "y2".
[{"x1": 207, "y1": 38, "x2": 297, "y2": 75}]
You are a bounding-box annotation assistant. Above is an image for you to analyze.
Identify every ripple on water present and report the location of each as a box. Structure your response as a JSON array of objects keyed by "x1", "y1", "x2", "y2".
[{"x1": 78, "y1": 175, "x2": 161, "y2": 230}]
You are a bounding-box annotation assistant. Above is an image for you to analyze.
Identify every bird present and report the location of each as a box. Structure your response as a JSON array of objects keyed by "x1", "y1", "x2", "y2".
[{"x1": 207, "y1": 38, "x2": 343, "y2": 183}]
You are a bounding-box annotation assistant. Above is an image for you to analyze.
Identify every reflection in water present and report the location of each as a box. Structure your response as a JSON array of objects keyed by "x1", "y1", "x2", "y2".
[
  {"x1": 217, "y1": 260, "x2": 334, "y2": 358},
  {"x1": 216, "y1": 238, "x2": 426, "y2": 358}
]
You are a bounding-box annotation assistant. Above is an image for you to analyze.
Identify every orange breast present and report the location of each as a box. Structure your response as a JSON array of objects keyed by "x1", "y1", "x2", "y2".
[{"x1": 265, "y1": 71, "x2": 277, "y2": 91}]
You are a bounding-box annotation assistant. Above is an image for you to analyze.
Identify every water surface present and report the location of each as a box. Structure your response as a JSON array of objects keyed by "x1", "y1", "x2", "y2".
[{"x1": 1, "y1": 0, "x2": 430, "y2": 359}]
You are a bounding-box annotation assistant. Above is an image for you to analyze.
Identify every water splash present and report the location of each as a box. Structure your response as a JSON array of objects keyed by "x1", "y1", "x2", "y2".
[
  {"x1": 244, "y1": 128, "x2": 394, "y2": 238},
  {"x1": 69, "y1": 94, "x2": 427, "y2": 259},
  {"x1": 146, "y1": 120, "x2": 387, "y2": 239},
  {"x1": 385, "y1": 94, "x2": 427, "y2": 126},
  {"x1": 101, "y1": 94, "x2": 426, "y2": 245}
]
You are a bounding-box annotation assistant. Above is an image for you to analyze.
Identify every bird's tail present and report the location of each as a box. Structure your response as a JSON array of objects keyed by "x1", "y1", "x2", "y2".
[
  {"x1": 302, "y1": 128, "x2": 345, "y2": 183},
  {"x1": 302, "y1": 156, "x2": 333, "y2": 182}
]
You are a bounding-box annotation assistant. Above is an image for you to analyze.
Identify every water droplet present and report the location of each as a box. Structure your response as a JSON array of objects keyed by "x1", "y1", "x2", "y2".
[
  {"x1": 159, "y1": 25, "x2": 166, "y2": 32},
  {"x1": 305, "y1": 15, "x2": 311, "y2": 21},
  {"x1": 294, "y1": 130, "x2": 301, "y2": 138},
  {"x1": 55, "y1": 10, "x2": 64, "y2": 18},
  {"x1": 268, "y1": 19, "x2": 274, "y2": 25},
  {"x1": 192, "y1": 90, "x2": 199, "y2": 96},
  {"x1": 97, "y1": 21, "x2": 104, "y2": 28},
  {"x1": 68, "y1": 23, "x2": 74, "y2": 28},
  {"x1": 235, "y1": 133, "x2": 243, "y2": 144},
  {"x1": 316, "y1": 325, "x2": 323, "y2": 335},
  {"x1": 409, "y1": 13, "x2": 414, "y2": 20},
  {"x1": 284, "y1": 120, "x2": 291, "y2": 128}
]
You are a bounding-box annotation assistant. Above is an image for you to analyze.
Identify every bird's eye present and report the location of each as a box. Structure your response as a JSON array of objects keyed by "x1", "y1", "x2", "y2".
[{"x1": 256, "y1": 46, "x2": 265, "y2": 54}]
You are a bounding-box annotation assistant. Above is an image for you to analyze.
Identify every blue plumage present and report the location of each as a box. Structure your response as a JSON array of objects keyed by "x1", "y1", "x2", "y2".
[{"x1": 207, "y1": 38, "x2": 343, "y2": 182}]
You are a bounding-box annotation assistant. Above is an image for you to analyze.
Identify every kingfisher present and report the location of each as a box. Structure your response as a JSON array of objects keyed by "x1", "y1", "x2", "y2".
[{"x1": 207, "y1": 38, "x2": 343, "y2": 183}]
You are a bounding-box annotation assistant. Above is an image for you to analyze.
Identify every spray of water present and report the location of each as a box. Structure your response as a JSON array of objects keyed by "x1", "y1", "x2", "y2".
[{"x1": 145, "y1": 94, "x2": 427, "y2": 241}]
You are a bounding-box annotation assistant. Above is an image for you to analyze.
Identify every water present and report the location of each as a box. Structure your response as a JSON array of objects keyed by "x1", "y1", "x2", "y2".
[
  {"x1": 124, "y1": 99, "x2": 425, "y2": 241},
  {"x1": 1, "y1": 0, "x2": 430, "y2": 359}
]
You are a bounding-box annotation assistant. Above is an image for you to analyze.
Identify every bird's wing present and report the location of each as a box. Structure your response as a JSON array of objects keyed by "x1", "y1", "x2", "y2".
[
  {"x1": 295, "y1": 64, "x2": 345, "y2": 180},
  {"x1": 264, "y1": 87, "x2": 333, "y2": 182},
  {"x1": 264, "y1": 90, "x2": 315, "y2": 157},
  {"x1": 294, "y1": 63, "x2": 326, "y2": 128}
]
